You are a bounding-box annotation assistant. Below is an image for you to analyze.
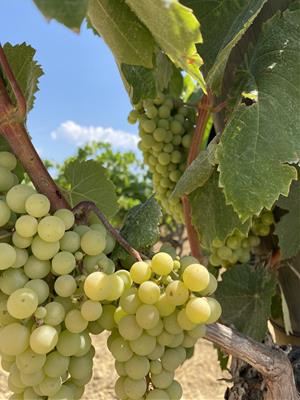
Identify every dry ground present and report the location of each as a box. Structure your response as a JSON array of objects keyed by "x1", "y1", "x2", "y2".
[{"x1": 0, "y1": 332, "x2": 229, "y2": 400}]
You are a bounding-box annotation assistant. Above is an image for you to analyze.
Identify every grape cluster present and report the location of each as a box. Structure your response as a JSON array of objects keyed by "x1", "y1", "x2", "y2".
[
  {"x1": 209, "y1": 210, "x2": 275, "y2": 268},
  {"x1": 0, "y1": 149, "x2": 221, "y2": 400},
  {"x1": 128, "y1": 93, "x2": 197, "y2": 222},
  {"x1": 109, "y1": 252, "x2": 221, "y2": 400}
]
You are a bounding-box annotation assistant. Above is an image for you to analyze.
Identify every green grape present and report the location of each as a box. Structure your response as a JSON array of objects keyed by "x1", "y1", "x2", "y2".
[
  {"x1": 168, "y1": 331, "x2": 184, "y2": 348},
  {"x1": 180, "y1": 256, "x2": 198, "y2": 271},
  {"x1": 31, "y1": 236, "x2": 60, "y2": 260},
  {"x1": 0, "y1": 166, "x2": 15, "y2": 192},
  {"x1": 0, "y1": 200, "x2": 11, "y2": 226},
  {"x1": 75, "y1": 251, "x2": 84, "y2": 261},
  {"x1": 165, "y1": 280, "x2": 189, "y2": 306},
  {"x1": 217, "y1": 246, "x2": 232, "y2": 260},
  {"x1": 164, "y1": 98, "x2": 174, "y2": 108},
  {"x1": 136, "y1": 304, "x2": 160, "y2": 330},
  {"x1": 141, "y1": 119, "x2": 156, "y2": 133},
  {"x1": 147, "y1": 318, "x2": 164, "y2": 337},
  {"x1": 56, "y1": 330, "x2": 81, "y2": 357},
  {"x1": 124, "y1": 355, "x2": 150, "y2": 380},
  {"x1": 158, "y1": 106, "x2": 171, "y2": 119},
  {"x1": 39, "y1": 376, "x2": 62, "y2": 396},
  {"x1": 98, "y1": 304, "x2": 116, "y2": 330},
  {"x1": 105, "y1": 274, "x2": 125, "y2": 301},
  {"x1": 15, "y1": 215, "x2": 38, "y2": 238},
  {"x1": 148, "y1": 343, "x2": 165, "y2": 361},
  {"x1": 11, "y1": 248, "x2": 28, "y2": 269},
  {"x1": 120, "y1": 287, "x2": 142, "y2": 314},
  {"x1": 212, "y1": 238, "x2": 223, "y2": 248},
  {"x1": 54, "y1": 208, "x2": 75, "y2": 230},
  {"x1": 146, "y1": 389, "x2": 170, "y2": 400},
  {"x1": 123, "y1": 376, "x2": 147, "y2": 399},
  {"x1": 25, "y1": 193, "x2": 50, "y2": 218},
  {"x1": 110, "y1": 336, "x2": 133, "y2": 362},
  {"x1": 12, "y1": 231, "x2": 32, "y2": 249},
  {"x1": 16, "y1": 348, "x2": 46, "y2": 374},
  {"x1": 24, "y1": 255, "x2": 51, "y2": 279},
  {"x1": 181, "y1": 333, "x2": 197, "y2": 348},
  {"x1": 38, "y1": 216, "x2": 65, "y2": 243},
  {"x1": 172, "y1": 135, "x2": 181, "y2": 145},
  {"x1": 248, "y1": 235, "x2": 261, "y2": 247},
  {"x1": 130, "y1": 261, "x2": 152, "y2": 284},
  {"x1": 198, "y1": 273, "x2": 218, "y2": 296},
  {"x1": 1, "y1": 358, "x2": 13, "y2": 373},
  {"x1": 129, "y1": 332, "x2": 156, "y2": 356},
  {"x1": 60, "y1": 231, "x2": 81, "y2": 253},
  {"x1": 151, "y1": 369, "x2": 174, "y2": 389},
  {"x1": 241, "y1": 238, "x2": 250, "y2": 249},
  {"x1": 74, "y1": 224, "x2": 90, "y2": 236},
  {"x1": 0, "y1": 268, "x2": 28, "y2": 295},
  {"x1": 115, "y1": 360, "x2": 126, "y2": 376},
  {"x1": 115, "y1": 376, "x2": 127, "y2": 400},
  {"x1": 151, "y1": 252, "x2": 173, "y2": 276},
  {"x1": 114, "y1": 306, "x2": 128, "y2": 324},
  {"x1": 6, "y1": 184, "x2": 35, "y2": 213},
  {"x1": 54, "y1": 274, "x2": 77, "y2": 297},
  {"x1": 158, "y1": 152, "x2": 171, "y2": 166},
  {"x1": 83, "y1": 271, "x2": 109, "y2": 301},
  {"x1": 226, "y1": 235, "x2": 241, "y2": 250},
  {"x1": 258, "y1": 224, "x2": 270, "y2": 237},
  {"x1": 0, "y1": 151, "x2": 17, "y2": 170},
  {"x1": 30, "y1": 325, "x2": 58, "y2": 354},
  {"x1": 24, "y1": 278, "x2": 49, "y2": 304},
  {"x1": 47, "y1": 384, "x2": 74, "y2": 400},
  {"x1": 35, "y1": 306, "x2": 47, "y2": 319},
  {"x1": 155, "y1": 293, "x2": 176, "y2": 317},
  {"x1": 156, "y1": 163, "x2": 168, "y2": 174},
  {"x1": 7, "y1": 287, "x2": 38, "y2": 319},
  {"x1": 153, "y1": 128, "x2": 167, "y2": 142},
  {"x1": 182, "y1": 263, "x2": 210, "y2": 292},
  {"x1": 44, "y1": 351, "x2": 70, "y2": 378},
  {"x1": 20, "y1": 369, "x2": 45, "y2": 387},
  {"x1": 128, "y1": 109, "x2": 139, "y2": 124},
  {"x1": 118, "y1": 315, "x2": 143, "y2": 341},
  {"x1": 161, "y1": 348, "x2": 185, "y2": 371},
  {"x1": 261, "y1": 210, "x2": 274, "y2": 225},
  {"x1": 0, "y1": 243, "x2": 17, "y2": 270},
  {"x1": 170, "y1": 120, "x2": 183, "y2": 134},
  {"x1": 238, "y1": 249, "x2": 251, "y2": 263},
  {"x1": 150, "y1": 360, "x2": 162, "y2": 374},
  {"x1": 69, "y1": 354, "x2": 93, "y2": 380},
  {"x1": 65, "y1": 309, "x2": 88, "y2": 333},
  {"x1": 170, "y1": 151, "x2": 182, "y2": 164},
  {"x1": 169, "y1": 170, "x2": 181, "y2": 183},
  {"x1": 104, "y1": 233, "x2": 116, "y2": 254},
  {"x1": 52, "y1": 251, "x2": 76, "y2": 275},
  {"x1": 153, "y1": 92, "x2": 165, "y2": 105},
  {"x1": 206, "y1": 297, "x2": 222, "y2": 324},
  {"x1": 115, "y1": 269, "x2": 132, "y2": 290},
  {"x1": 80, "y1": 229, "x2": 106, "y2": 255},
  {"x1": 138, "y1": 281, "x2": 160, "y2": 304},
  {"x1": 75, "y1": 330, "x2": 92, "y2": 357},
  {"x1": 81, "y1": 300, "x2": 102, "y2": 321},
  {"x1": 164, "y1": 312, "x2": 182, "y2": 335},
  {"x1": 177, "y1": 308, "x2": 195, "y2": 331},
  {"x1": 182, "y1": 134, "x2": 192, "y2": 148},
  {"x1": 186, "y1": 297, "x2": 211, "y2": 324},
  {"x1": 188, "y1": 324, "x2": 206, "y2": 339},
  {"x1": 209, "y1": 253, "x2": 222, "y2": 267},
  {"x1": 166, "y1": 380, "x2": 183, "y2": 400}
]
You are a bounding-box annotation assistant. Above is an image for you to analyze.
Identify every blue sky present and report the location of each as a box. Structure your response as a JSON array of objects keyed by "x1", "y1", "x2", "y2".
[{"x1": 0, "y1": 0, "x2": 138, "y2": 162}]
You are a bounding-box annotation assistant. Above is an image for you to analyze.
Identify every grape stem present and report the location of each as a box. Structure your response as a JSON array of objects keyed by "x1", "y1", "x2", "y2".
[
  {"x1": 0, "y1": 44, "x2": 69, "y2": 210},
  {"x1": 72, "y1": 201, "x2": 143, "y2": 262},
  {"x1": 182, "y1": 91, "x2": 214, "y2": 263},
  {"x1": 205, "y1": 323, "x2": 299, "y2": 400}
]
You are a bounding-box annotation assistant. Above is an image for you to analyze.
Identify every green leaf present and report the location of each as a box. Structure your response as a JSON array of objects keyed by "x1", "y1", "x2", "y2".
[
  {"x1": 275, "y1": 176, "x2": 300, "y2": 259},
  {"x1": 2, "y1": 43, "x2": 43, "y2": 113},
  {"x1": 215, "y1": 264, "x2": 276, "y2": 341},
  {"x1": 34, "y1": 0, "x2": 88, "y2": 31},
  {"x1": 121, "y1": 64, "x2": 156, "y2": 104},
  {"x1": 88, "y1": 0, "x2": 155, "y2": 68},
  {"x1": 125, "y1": 0, "x2": 205, "y2": 89},
  {"x1": 189, "y1": 171, "x2": 250, "y2": 249},
  {"x1": 218, "y1": 8, "x2": 300, "y2": 221},
  {"x1": 64, "y1": 159, "x2": 118, "y2": 219},
  {"x1": 171, "y1": 150, "x2": 214, "y2": 199},
  {"x1": 113, "y1": 197, "x2": 162, "y2": 260},
  {"x1": 182, "y1": 0, "x2": 267, "y2": 92}
]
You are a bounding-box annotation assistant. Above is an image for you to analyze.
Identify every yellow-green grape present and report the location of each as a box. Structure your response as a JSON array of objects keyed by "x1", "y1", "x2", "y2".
[
  {"x1": 165, "y1": 280, "x2": 189, "y2": 306},
  {"x1": 130, "y1": 261, "x2": 152, "y2": 284},
  {"x1": 31, "y1": 236, "x2": 60, "y2": 260},
  {"x1": 38, "y1": 216, "x2": 65, "y2": 243},
  {"x1": 110, "y1": 336, "x2": 133, "y2": 362},
  {"x1": 0, "y1": 151, "x2": 17, "y2": 170},
  {"x1": 146, "y1": 389, "x2": 170, "y2": 400},
  {"x1": 0, "y1": 323, "x2": 30, "y2": 356},
  {"x1": 60, "y1": 231, "x2": 81, "y2": 253},
  {"x1": 182, "y1": 263, "x2": 210, "y2": 292},
  {"x1": 44, "y1": 302, "x2": 65, "y2": 326},
  {"x1": 217, "y1": 246, "x2": 232, "y2": 261},
  {"x1": 15, "y1": 214, "x2": 38, "y2": 237},
  {"x1": 98, "y1": 304, "x2": 116, "y2": 331},
  {"x1": 54, "y1": 208, "x2": 75, "y2": 230},
  {"x1": 205, "y1": 297, "x2": 222, "y2": 324},
  {"x1": 155, "y1": 293, "x2": 176, "y2": 317},
  {"x1": 166, "y1": 380, "x2": 183, "y2": 400},
  {"x1": 0, "y1": 268, "x2": 28, "y2": 295},
  {"x1": 16, "y1": 348, "x2": 46, "y2": 374},
  {"x1": 129, "y1": 332, "x2": 156, "y2": 356},
  {"x1": 24, "y1": 255, "x2": 51, "y2": 279},
  {"x1": 124, "y1": 355, "x2": 150, "y2": 380},
  {"x1": 11, "y1": 248, "x2": 28, "y2": 269},
  {"x1": 186, "y1": 297, "x2": 211, "y2": 324},
  {"x1": 120, "y1": 287, "x2": 142, "y2": 315},
  {"x1": 0, "y1": 243, "x2": 17, "y2": 270},
  {"x1": 65, "y1": 309, "x2": 88, "y2": 333},
  {"x1": 0, "y1": 200, "x2": 11, "y2": 226},
  {"x1": 117, "y1": 314, "x2": 142, "y2": 341},
  {"x1": 147, "y1": 318, "x2": 164, "y2": 337},
  {"x1": 83, "y1": 271, "x2": 109, "y2": 301},
  {"x1": 177, "y1": 309, "x2": 195, "y2": 331},
  {"x1": 24, "y1": 279, "x2": 49, "y2": 304},
  {"x1": 0, "y1": 166, "x2": 15, "y2": 192},
  {"x1": 80, "y1": 229, "x2": 106, "y2": 255},
  {"x1": 12, "y1": 231, "x2": 32, "y2": 249},
  {"x1": 138, "y1": 281, "x2": 160, "y2": 304},
  {"x1": 39, "y1": 376, "x2": 62, "y2": 397},
  {"x1": 115, "y1": 269, "x2": 132, "y2": 290},
  {"x1": 151, "y1": 369, "x2": 174, "y2": 389},
  {"x1": 7, "y1": 287, "x2": 38, "y2": 319},
  {"x1": 56, "y1": 330, "x2": 81, "y2": 357},
  {"x1": 51, "y1": 251, "x2": 76, "y2": 275},
  {"x1": 6, "y1": 184, "x2": 36, "y2": 213},
  {"x1": 20, "y1": 369, "x2": 45, "y2": 387},
  {"x1": 105, "y1": 274, "x2": 125, "y2": 301},
  {"x1": 151, "y1": 252, "x2": 174, "y2": 276},
  {"x1": 25, "y1": 193, "x2": 50, "y2": 218},
  {"x1": 198, "y1": 273, "x2": 218, "y2": 296},
  {"x1": 30, "y1": 325, "x2": 58, "y2": 354},
  {"x1": 54, "y1": 274, "x2": 77, "y2": 297},
  {"x1": 136, "y1": 304, "x2": 160, "y2": 330},
  {"x1": 81, "y1": 300, "x2": 103, "y2": 321}
]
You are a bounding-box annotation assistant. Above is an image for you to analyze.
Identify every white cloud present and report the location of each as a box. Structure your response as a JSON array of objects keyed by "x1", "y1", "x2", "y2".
[{"x1": 51, "y1": 120, "x2": 139, "y2": 151}]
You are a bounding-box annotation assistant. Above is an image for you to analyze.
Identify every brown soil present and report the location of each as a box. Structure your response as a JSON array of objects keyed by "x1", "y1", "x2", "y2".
[{"x1": 0, "y1": 332, "x2": 229, "y2": 400}]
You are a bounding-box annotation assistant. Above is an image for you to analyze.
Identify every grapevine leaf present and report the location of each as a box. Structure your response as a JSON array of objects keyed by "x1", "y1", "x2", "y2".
[
  {"x1": 215, "y1": 264, "x2": 276, "y2": 341},
  {"x1": 171, "y1": 150, "x2": 214, "y2": 199},
  {"x1": 113, "y1": 197, "x2": 162, "y2": 260},
  {"x1": 121, "y1": 64, "x2": 156, "y2": 104},
  {"x1": 64, "y1": 159, "x2": 118, "y2": 219},
  {"x1": 218, "y1": 7, "x2": 300, "y2": 221},
  {"x1": 189, "y1": 171, "x2": 250, "y2": 249},
  {"x1": 125, "y1": 0, "x2": 205, "y2": 89},
  {"x1": 275, "y1": 177, "x2": 300, "y2": 259},
  {"x1": 155, "y1": 52, "x2": 174, "y2": 93},
  {"x1": 2, "y1": 43, "x2": 43, "y2": 113},
  {"x1": 88, "y1": 0, "x2": 155, "y2": 68},
  {"x1": 33, "y1": 0, "x2": 88, "y2": 31},
  {"x1": 182, "y1": 0, "x2": 267, "y2": 91}
]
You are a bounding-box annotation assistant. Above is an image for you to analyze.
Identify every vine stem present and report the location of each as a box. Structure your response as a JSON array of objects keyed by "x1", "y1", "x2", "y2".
[
  {"x1": 72, "y1": 201, "x2": 142, "y2": 262},
  {"x1": 181, "y1": 91, "x2": 213, "y2": 262},
  {"x1": 0, "y1": 44, "x2": 69, "y2": 211}
]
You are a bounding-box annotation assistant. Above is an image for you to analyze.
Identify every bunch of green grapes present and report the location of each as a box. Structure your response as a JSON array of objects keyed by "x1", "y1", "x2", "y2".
[
  {"x1": 108, "y1": 251, "x2": 221, "y2": 400},
  {"x1": 0, "y1": 150, "x2": 121, "y2": 399},
  {"x1": 209, "y1": 210, "x2": 275, "y2": 268},
  {"x1": 128, "y1": 93, "x2": 197, "y2": 222}
]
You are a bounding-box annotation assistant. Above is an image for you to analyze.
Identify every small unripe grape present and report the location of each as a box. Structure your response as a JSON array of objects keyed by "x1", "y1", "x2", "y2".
[
  {"x1": 141, "y1": 119, "x2": 156, "y2": 133},
  {"x1": 171, "y1": 151, "x2": 182, "y2": 164},
  {"x1": 158, "y1": 106, "x2": 171, "y2": 118}
]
